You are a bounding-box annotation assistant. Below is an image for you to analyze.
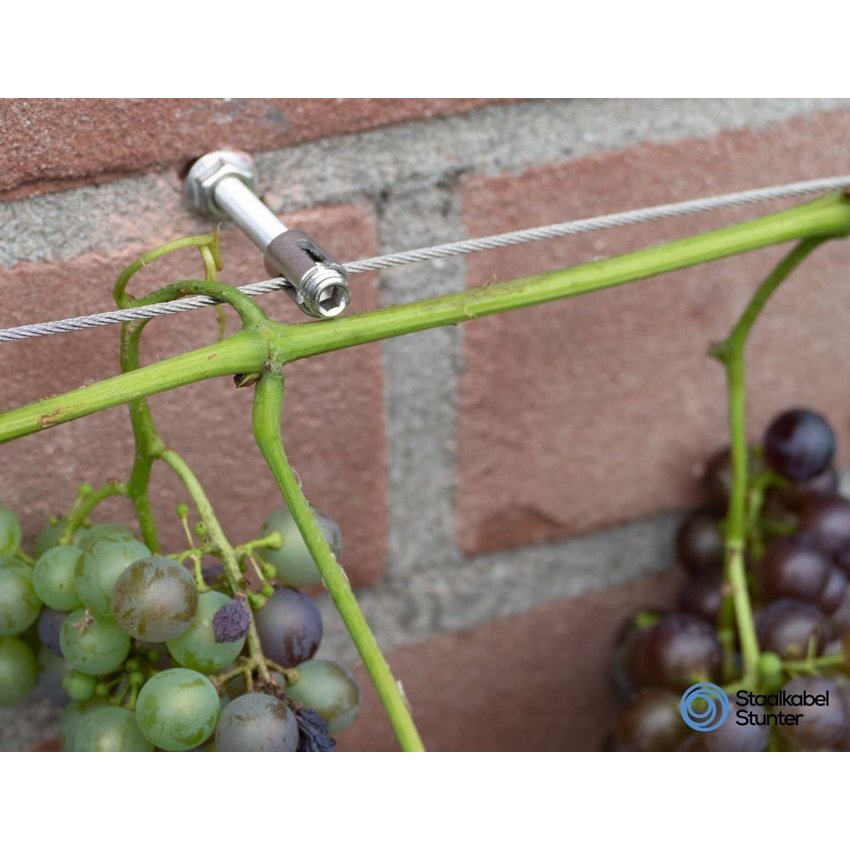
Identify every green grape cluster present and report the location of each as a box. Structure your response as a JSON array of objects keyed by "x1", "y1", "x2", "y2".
[{"x1": 1, "y1": 499, "x2": 359, "y2": 752}]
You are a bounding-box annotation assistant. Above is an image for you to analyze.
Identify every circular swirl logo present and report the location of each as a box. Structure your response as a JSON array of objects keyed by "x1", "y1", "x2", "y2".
[{"x1": 679, "y1": 682, "x2": 730, "y2": 732}]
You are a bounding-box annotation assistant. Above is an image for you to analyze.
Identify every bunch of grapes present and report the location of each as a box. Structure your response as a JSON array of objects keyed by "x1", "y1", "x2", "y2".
[
  {"x1": 0, "y1": 499, "x2": 360, "y2": 752},
  {"x1": 611, "y1": 407, "x2": 850, "y2": 751}
]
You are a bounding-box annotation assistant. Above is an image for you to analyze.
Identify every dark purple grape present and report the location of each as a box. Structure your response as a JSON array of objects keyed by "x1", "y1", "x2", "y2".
[
  {"x1": 701, "y1": 445, "x2": 762, "y2": 516},
  {"x1": 832, "y1": 680, "x2": 850, "y2": 751},
  {"x1": 678, "y1": 570, "x2": 723, "y2": 623},
  {"x1": 702, "y1": 447, "x2": 733, "y2": 516},
  {"x1": 37, "y1": 607, "x2": 67, "y2": 655},
  {"x1": 772, "y1": 466, "x2": 839, "y2": 512},
  {"x1": 675, "y1": 511, "x2": 724, "y2": 574},
  {"x1": 757, "y1": 599, "x2": 827, "y2": 660},
  {"x1": 636, "y1": 613, "x2": 721, "y2": 690},
  {"x1": 800, "y1": 496, "x2": 850, "y2": 557},
  {"x1": 816, "y1": 569, "x2": 849, "y2": 615},
  {"x1": 702, "y1": 703, "x2": 769, "y2": 752},
  {"x1": 777, "y1": 675, "x2": 848, "y2": 749},
  {"x1": 611, "y1": 610, "x2": 664, "y2": 702},
  {"x1": 764, "y1": 408, "x2": 835, "y2": 482},
  {"x1": 253, "y1": 588, "x2": 322, "y2": 668},
  {"x1": 757, "y1": 537, "x2": 830, "y2": 602},
  {"x1": 831, "y1": 588, "x2": 850, "y2": 636},
  {"x1": 615, "y1": 688, "x2": 690, "y2": 751}
]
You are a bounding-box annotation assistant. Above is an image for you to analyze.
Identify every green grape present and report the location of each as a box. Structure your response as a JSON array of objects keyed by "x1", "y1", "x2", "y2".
[
  {"x1": 111, "y1": 557, "x2": 198, "y2": 642},
  {"x1": 33, "y1": 545, "x2": 83, "y2": 611},
  {"x1": 74, "y1": 538, "x2": 151, "y2": 619},
  {"x1": 259, "y1": 505, "x2": 342, "y2": 589},
  {"x1": 0, "y1": 504, "x2": 22, "y2": 556},
  {"x1": 60, "y1": 608, "x2": 131, "y2": 675},
  {"x1": 63, "y1": 669, "x2": 97, "y2": 702},
  {"x1": 0, "y1": 557, "x2": 42, "y2": 636},
  {"x1": 76, "y1": 523, "x2": 136, "y2": 551},
  {"x1": 166, "y1": 591, "x2": 245, "y2": 673},
  {"x1": 74, "y1": 706, "x2": 153, "y2": 752},
  {"x1": 286, "y1": 659, "x2": 359, "y2": 733},
  {"x1": 0, "y1": 636, "x2": 37, "y2": 706},
  {"x1": 59, "y1": 697, "x2": 109, "y2": 750},
  {"x1": 135, "y1": 668, "x2": 220, "y2": 751}
]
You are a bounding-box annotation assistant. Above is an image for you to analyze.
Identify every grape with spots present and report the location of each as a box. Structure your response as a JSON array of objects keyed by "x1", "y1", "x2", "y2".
[
  {"x1": 216, "y1": 693, "x2": 299, "y2": 752},
  {"x1": 111, "y1": 556, "x2": 198, "y2": 642}
]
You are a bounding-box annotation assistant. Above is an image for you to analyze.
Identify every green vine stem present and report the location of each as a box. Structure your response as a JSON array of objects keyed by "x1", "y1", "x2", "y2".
[
  {"x1": 157, "y1": 447, "x2": 270, "y2": 684},
  {"x1": 252, "y1": 370, "x2": 426, "y2": 752},
  {"x1": 59, "y1": 480, "x2": 129, "y2": 544},
  {"x1": 711, "y1": 238, "x2": 827, "y2": 684},
  {"x1": 2, "y1": 193, "x2": 850, "y2": 444}
]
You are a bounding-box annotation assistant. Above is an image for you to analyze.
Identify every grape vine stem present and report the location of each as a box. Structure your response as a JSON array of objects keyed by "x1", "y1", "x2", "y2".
[
  {"x1": 711, "y1": 238, "x2": 827, "y2": 684},
  {"x1": 252, "y1": 370, "x2": 426, "y2": 752}
]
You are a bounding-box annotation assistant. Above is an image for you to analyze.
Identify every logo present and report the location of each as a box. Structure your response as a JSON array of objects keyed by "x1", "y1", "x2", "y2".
[{"x1": 679, "y1": 682, "x2": 730, "y2": 732}]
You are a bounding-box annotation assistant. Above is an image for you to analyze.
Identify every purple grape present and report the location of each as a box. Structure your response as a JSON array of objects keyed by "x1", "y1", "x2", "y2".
[
  {"x1": 678, "y1": 570, "x2": 723, "y2": 623},
  {"x1": 253, "y1": 588, "x2": 322, "y2": 668},
  {"x1": 37, "y1": 607, "x2": 67, "y2": 655},
  {"x1": 615, "y1": 688, "x2": 690, "y2": 752},
  {"x1": 757, "y1": 537, "x2": 830, "y2": 602},
  {"x1": 630, "y1": 613, "x2": 721, "y2": 690},
  {"x1": 763, "y1": 408, "x2": 835, "y2": 482},
  {"x1": 757, "y1": 599, "x2": 827, "y2": 660},
  {"x1": 799, "y1": 496, "x2": 850, "y2": 557},
  {"x1": 702, "y1": 704, "x2": 769, "y2": 752},
  {"x1": 675, "y1": 512, "x2": 724, "y2": 574},
  {"x1": 777, "y1": 675, "x2": 848, "y2": 750},
  {"x1": 816, "y1": 569, "x2": 848, "y2": 615}
]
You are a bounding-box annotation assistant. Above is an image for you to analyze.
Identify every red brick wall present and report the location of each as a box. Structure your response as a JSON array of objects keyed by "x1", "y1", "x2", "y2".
[
  {"x1": 0, "y1": 99, "x2": 509, "y2": 199},
  {"x1": 457, "y1": 110, "x2": 850, "y2": 555}
]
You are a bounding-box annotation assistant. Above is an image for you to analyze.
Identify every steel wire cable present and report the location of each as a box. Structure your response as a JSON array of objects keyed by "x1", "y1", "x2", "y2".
[{"x1": 1, "y1": 174, "x2": 849, "y2": 343}]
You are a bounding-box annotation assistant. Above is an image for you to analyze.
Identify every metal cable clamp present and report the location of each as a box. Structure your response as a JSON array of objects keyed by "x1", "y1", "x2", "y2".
[{"x1": 184, "y1": 150, "x2": 350, "y2": 319}]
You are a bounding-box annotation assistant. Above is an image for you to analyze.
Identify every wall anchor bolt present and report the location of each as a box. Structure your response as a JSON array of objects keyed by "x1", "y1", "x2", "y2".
[{"x1": 185, "y1": 150, "x2": 350, "y2": 319}]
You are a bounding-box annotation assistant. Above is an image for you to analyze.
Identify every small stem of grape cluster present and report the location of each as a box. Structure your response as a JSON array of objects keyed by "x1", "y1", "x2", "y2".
[{"x1": 711, "y1": 238, "x2": 827, "y2": 685}]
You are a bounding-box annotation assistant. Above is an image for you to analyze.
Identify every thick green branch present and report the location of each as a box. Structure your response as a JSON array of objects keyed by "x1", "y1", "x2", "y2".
[
  {"x1": 0, "y1": 331, "x2": 268, "y2": 443},
  {"x1": 273, "y1": 193, "x2": 850, "y2": 361},
  {"x1": 1, "y1": 193, "x2": 849, "y2": 446},
  {"x1": 252, "y1": 371, "x2": 425, "y2": 752}
]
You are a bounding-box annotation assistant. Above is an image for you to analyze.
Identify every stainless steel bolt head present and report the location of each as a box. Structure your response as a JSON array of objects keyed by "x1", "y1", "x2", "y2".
[{"x1": 184, "y1": 150, "x2": 258, "y2": 218}]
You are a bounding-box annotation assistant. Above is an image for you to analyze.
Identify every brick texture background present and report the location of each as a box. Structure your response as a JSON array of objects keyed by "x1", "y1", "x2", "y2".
[
  {"x1": 458, "y1": 110, "x2": 850, "y2": 554},
  {"x1": 0, "y1": 204, "x2": 388, "y2": 585},
  {"x1": 2, "y1": 99, "x2": 849, "y2": 751},
  {"x1": 0, "y1": 99, "x2": 507, "y2": 200}
]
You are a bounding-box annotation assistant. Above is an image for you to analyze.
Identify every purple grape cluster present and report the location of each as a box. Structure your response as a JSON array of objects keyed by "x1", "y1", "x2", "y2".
[{"x1": 611, "y1": 408, "x2": 850, "y2": 751}]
